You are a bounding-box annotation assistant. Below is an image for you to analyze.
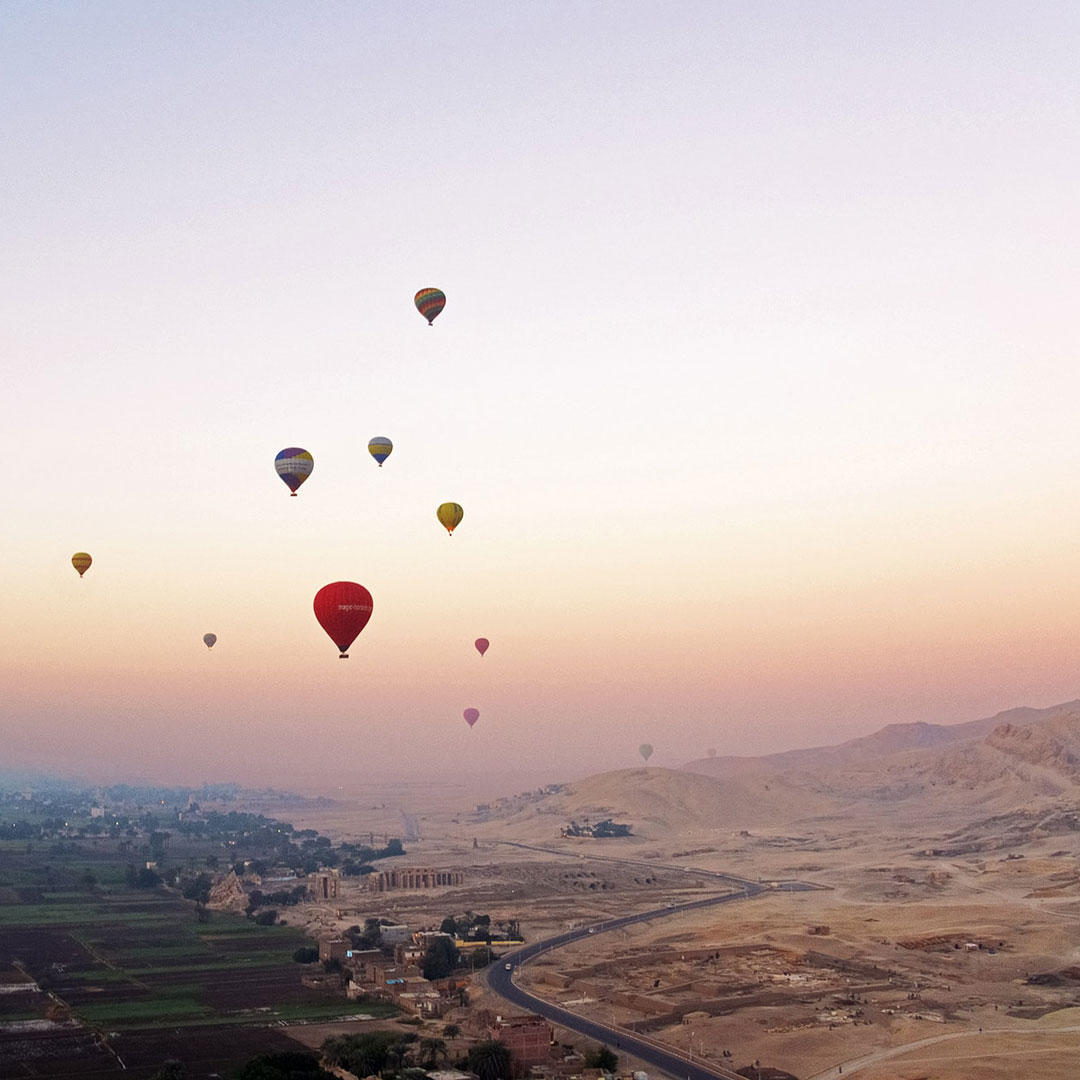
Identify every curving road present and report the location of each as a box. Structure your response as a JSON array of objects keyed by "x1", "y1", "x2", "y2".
[
  {"x1": 485, "y1": 888, "x2": 781, "y2": 1080},
  {"x1": 482, "y1": 842, "x2": 819, "y2": 1079}
]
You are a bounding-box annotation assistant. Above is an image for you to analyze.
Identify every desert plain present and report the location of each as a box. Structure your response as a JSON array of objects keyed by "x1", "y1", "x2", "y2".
[{"x1": 273, "y1": 701, "x2": 1080, "y2": 1080}]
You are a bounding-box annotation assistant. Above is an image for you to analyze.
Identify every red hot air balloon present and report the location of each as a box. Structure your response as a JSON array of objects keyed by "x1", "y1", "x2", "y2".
[
  {"x1": 474, "y1": 638, "x2": 489, "y2": 657},
  {"x1": 463, "y1": 708, "x2": 480, "y2": 727},
  {"x1": 313, "y1": 582, "x2": 373, "y2": 659}
]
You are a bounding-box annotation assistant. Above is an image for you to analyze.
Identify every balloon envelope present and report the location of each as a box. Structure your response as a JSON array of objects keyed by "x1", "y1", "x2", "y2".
[
  {"x1": 474, "y1": 638, "x2": 489, "y2": 657},
  {"x1": 414, "y1": 287, "x2": 446, "y2": 325},
  {"x1": 464, "y1": 708, "x2": 480, "y2": 727},
  {"x1": 275, "y1": 447, "x2": 314, "y2": 495},
  {"x1": 71, "y1": 552, "x2": 92, "y2": 577},
  {"x1": 437, "y1": 502, "x2": 464, "y2": 535},
  {"x1": 203, "y1": 633, "x2": 217, "y2": 649},
  {"x1": 639, "y1": 743, "x2": 654, "y2": 762},
  {"x1": 314, "y1": 582, "x2": 373, "y2": 658},
  {"x1": 367, "y1": 437, "x2": 393, "y2": 467}
]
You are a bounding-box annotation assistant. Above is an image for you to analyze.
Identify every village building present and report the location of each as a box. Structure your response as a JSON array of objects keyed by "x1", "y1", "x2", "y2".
[
  {"x1": 490, "y1": 1014, "x2": 553, "y2": 1069},
  {"x1": 319, "y1": 937, "x2": 350, "y2": 964},
  {"x1": 395, "y1": 941, "x2": 426, "y2": 966}
]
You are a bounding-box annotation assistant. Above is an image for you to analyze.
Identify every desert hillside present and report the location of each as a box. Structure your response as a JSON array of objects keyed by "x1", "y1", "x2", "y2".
[
  {"x1": 683, "y1": 700, "x2": 1080, "y2": 776},
  {"x1": 463, "y1": 703, "x2": 1080, "y2": 843},
  {"x1": 466, "y1": 765, "x2": 847, "y2": 839},
  {"x1": 681, "y1": 701, "x2": 1080, "y2": 815}
]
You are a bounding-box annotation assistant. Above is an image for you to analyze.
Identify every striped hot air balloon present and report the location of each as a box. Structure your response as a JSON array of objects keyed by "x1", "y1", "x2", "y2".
[
  {"x1": 367, "y1": 437, "x2": 393, "y2": 467},
  {"x1": 414, "y1": 287, "x2": 446, "y2": 325},
  {"x1": 275, "y1": 447, "x2": 314, "y2": 496}
]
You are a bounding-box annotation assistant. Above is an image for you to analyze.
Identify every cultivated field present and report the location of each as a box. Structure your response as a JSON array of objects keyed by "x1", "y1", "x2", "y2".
[{"x1": 0, "y1": 836, "x2": 393, "y2": 1078}]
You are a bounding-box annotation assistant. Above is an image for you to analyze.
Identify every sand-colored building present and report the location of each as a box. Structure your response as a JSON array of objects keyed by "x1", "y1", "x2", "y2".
[{"x1": 368, "y1": 868, "x2": 465, "y2": 891}]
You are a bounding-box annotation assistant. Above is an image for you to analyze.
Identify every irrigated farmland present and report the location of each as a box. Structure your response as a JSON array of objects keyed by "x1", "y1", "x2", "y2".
[{"x1": 0, "y1": 861, "x2": 391, "y2": 1078}]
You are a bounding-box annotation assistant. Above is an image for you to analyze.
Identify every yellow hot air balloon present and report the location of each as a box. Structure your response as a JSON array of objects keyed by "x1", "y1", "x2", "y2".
[
  {"x1": 72, "y1": 552, "x2": 92, "y2": 578},
  {"x1": 437, "y1": 502, "x2": 463, "y2": 536}
]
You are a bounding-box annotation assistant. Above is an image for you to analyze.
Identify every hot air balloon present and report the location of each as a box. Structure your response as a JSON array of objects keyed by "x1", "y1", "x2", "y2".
[
  {"x1": 314, "y1": 582, "x2": 373, "y2": 659},
  {"x1": 474, "y1": 638, "x2": 489, "y2": 657},
  {"x1": 203, "y1": 634, "x2": 217, "y2": 650},
  {"x1": 639, "y1": 743, "x2": 654, "y2": 763},
  {"x1": 464, "y1": 708, "x2": 480, "y2": 728},
  {"x1": 71, "y1": 553, "x2": 92, "y2": 577},
  {"x1": 275, "y1": 447, "x2": 314, "y2": 496},
  {"x1": 414, "y1": 287, "x2": 446, "y2": 325},
  {"x1": 437, "y1": 502, "x2": 463, "y2": 535},
  {"x1": 368, "y1": 437, "x2": 393, "y2": 467}
]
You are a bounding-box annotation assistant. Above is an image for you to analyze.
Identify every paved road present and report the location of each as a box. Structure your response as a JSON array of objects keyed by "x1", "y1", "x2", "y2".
[
  {"x1": 486, "y1": 890, "x2": 769, "y2": 1080},
  {"x1": 483, "y1": 842, "x2": 819, "y2": 1079}
]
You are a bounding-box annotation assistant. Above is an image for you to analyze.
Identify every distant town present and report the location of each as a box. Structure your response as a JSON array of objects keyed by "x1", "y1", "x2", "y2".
[{"x1": 0, "y1": 777, "x2": 657, "y2": 1080}]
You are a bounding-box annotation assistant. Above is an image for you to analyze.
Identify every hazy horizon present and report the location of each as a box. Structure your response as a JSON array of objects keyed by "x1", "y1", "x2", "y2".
[{"x1": 3, "y1": 3, "x2": 1079, "y2": 790}]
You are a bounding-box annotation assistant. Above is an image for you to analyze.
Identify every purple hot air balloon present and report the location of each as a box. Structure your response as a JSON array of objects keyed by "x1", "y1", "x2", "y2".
[
  {"x1": 464, "y1": 708, "x2": 480, "y2": 728},
  {"x1": 475, "y1": 637, "x2": 489, "y2": 657}
]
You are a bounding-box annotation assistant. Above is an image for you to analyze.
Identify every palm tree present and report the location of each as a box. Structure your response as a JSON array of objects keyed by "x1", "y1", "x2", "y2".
[
  {"x1": 387, "y1": 1037, "x2": 416, "y2": 1073},
  {"x1": 467, "y1": 1040, "x2": 512, "y2": 1080},
  {"x1": 419, "y1": 1038, "x2": 447, "y2": 1068}
]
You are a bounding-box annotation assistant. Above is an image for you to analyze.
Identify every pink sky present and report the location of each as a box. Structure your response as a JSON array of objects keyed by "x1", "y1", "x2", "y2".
[{"x1": 2, "y1": 3, "x2": 1079, "y2": 791}]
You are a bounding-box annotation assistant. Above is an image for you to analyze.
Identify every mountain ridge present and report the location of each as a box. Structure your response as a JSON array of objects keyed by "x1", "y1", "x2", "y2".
[{"x1": 681, "y1": 700, "x2": 1080, "y2": 776}]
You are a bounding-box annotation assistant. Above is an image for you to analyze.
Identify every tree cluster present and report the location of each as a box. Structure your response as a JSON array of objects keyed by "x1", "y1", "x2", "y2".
[
  {"x1": 466, "y1": 1040, "x2": 513, "y2": 1080},
  {"x1": 421, "y1": 936, "x2": 460, "y2": 980},
  {"x1": 584, "y1": 1046, "x2": 618, "y2": 1071},
  {"x1": 562, "y1": 818, "x2": 632, "y2": 838},
  {"x1": 322, "y1": 1030, "x2": 417, "y2": 1075}
]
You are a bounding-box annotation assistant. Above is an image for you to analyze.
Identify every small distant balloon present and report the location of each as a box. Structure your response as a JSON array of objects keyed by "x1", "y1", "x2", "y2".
[
  {"x1": 275, "y1": 447, "x2": 314, "y2": 496},
  {"x1": 464, "y1": 708, "x2": 480, "y2": 728},
  {"x1": 71, "y1": 552, "x2": 92, "y2": 578},
  {"x1": 639, "y1": 743, "x2": 654, "y2": 763},
  {"x1": 203, "y1": 633, "x2": 217, "y2": 650},
  {"x1": 367, "y1": 437, "x2": 393, "y2": 467},
  {"x1": 474, "y1": 637, "x2": 489, "y2": 657},
  {"x1": 313, "y1": 582, "x2": 373, "y2": 659},
  {"x1": 437, "y1": 502, "x2": 464, "y2": 535},
  {"x1": 414, "y1": 287, "x2": 446, "y2": 325}
]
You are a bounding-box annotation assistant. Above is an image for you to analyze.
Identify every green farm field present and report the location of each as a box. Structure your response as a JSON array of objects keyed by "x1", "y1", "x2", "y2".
[{"x1": 0, "y1": 840, "x2": 397, "y2": 1078}]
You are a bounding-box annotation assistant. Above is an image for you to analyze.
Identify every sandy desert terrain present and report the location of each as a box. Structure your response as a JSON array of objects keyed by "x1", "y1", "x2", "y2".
[{"x1": 254, "y1": 702, "x2": 1080, "y2": 1079}]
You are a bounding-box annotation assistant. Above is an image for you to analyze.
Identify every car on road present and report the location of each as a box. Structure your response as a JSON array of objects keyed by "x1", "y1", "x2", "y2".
[{"x1": 505, "y1": 962, "x2": 512, "y2": 970}]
